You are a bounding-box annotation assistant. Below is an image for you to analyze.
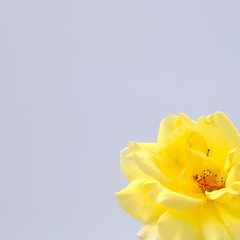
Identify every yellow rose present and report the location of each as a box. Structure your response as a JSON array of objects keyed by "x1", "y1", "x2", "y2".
[{"x1": 115, "y1": 112, "x2": 240, "y2": 240}]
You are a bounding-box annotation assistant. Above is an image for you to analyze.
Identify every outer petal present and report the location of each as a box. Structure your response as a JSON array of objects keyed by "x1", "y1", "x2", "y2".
[
  {"x1": 201, "y1": 205, "x2": 232, "y2": 240},
  {"x1": 157, "y1": 113, "x2": 194, "y2": 146},
  {"x1": 145, "y1": 180, "x2": 204, "y2": 209},
  {"x1": 115, "y1": 179, "x2": 165, "y2": 222},
  {"x1": 158, "y1": 208, "x2": 203, "y2": 240},
  {"x1": 196, "y1": 112, "x2": 240, "y2": 163},
  {"x1": 138, "y1": 223, "x2": 161, "y2": 240},
  {"x1": 120, "y1": 147, "x2": 149, "y2": 181},
  {"x1": 215, "y1": 200, "x2": 240, "y2": 240},
  {"x1": 126, "y1": 142, "x2": 171, "y2": 183},
  {"x1": 202, "y1": 217, "x2": 232, "y2": 240}
]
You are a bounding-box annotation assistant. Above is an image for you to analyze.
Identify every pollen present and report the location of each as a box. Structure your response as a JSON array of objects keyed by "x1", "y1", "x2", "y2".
[{"x1": 193, "y1": 169, "x2": 225, "y2": 193}]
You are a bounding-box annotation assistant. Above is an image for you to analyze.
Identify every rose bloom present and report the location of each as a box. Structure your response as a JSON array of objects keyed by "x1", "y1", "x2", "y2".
[{"x1": 115, "y1": 112, "x2": 240, "y2": 240}]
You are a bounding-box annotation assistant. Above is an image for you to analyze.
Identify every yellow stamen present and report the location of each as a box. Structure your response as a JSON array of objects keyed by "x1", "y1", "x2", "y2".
[{"x1": 193, "y1": 169, "x2": 225, "y2": 193}]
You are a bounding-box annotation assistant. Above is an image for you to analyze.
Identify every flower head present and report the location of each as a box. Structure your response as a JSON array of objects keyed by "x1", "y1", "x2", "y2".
[{"x1": 115, "y1": 112, "x2": 240, "y2": 240}]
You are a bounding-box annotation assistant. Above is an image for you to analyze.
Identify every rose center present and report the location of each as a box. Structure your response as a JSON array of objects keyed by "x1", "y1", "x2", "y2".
[{"x1": 193, "y1": 169, "x2": 225, "y2": 193}]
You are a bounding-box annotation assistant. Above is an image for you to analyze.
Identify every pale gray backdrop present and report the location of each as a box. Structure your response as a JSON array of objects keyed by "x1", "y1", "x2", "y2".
[{"x1": 0, "y1": 0, "x2": 240, "y2": 239}]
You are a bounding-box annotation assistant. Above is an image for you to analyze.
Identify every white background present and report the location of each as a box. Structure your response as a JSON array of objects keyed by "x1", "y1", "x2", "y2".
[{"x1": 1, "y1": 0, "x2": 240, "y2": 239}]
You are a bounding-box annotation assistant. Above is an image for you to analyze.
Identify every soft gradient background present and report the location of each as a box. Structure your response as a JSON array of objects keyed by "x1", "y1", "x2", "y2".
[{"x1": 1, "y1": 1, "x2": 240, "y2": 239}]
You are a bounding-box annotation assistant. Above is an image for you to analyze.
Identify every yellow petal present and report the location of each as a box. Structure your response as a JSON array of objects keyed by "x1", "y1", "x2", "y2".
[
  {"x1": 126, "y1": 142, "x2": 170, "y2": 183},
  {"x1": 224, "y1": 149, "x2": 236, "y2": 174},
  {"x1": 137, "y1": 223, "x2": 161, "y2": 240},
  {"x1": 205, "y1": 188, "x2": 227, "y2": 199},
  {"x1": 145, "y1": 180, "x2": 204, "y2": 209},
  {"x1": 120, "y1": 147, "x2": 149, "y2": 181},
  {"x1": 205, "y1": 188, "x2": 233, "y2": 203},
  {"x1": 228, "y1": 181, "x2": 240, "y2": 195},
  {"x1": 202, "y1": 203, "x2": 232, "y2": 240},
  {"x1": 158, "y1": 208, "x2": 202, "y2": 240},
  {"x1": 215, "y1": 201, "x2": 240, "y2": 240},
  {"x1": 226, "y1": 161, "x2": 240, "y2": 186},
  {"x1": 160, "y1": 129, "x2": 208, "y2": 170},
  {"x1": 202, "y1": 218, "x2": 232, "y2": 240},
  {"x1": 157, "y1": 113, "x2": 194, "y2": 146},
  {"x1": 184, "y1": 147, "x2": 222, "y2": 172},
  {"x1": 115, "y1": 179, "x2": 165, "y2": 222},
  {"x1": 196, "y1": 112, "x2": 240, "y2": 164}
]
